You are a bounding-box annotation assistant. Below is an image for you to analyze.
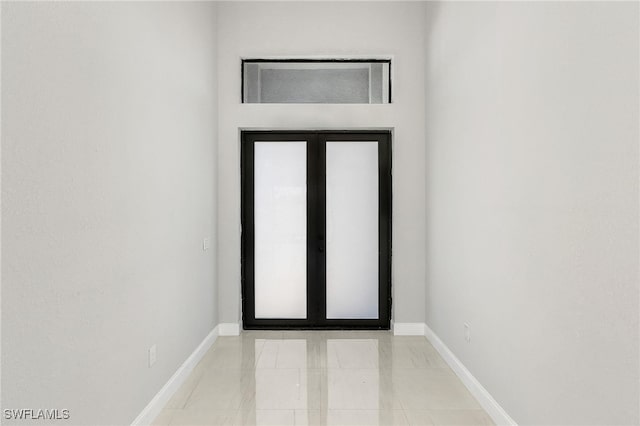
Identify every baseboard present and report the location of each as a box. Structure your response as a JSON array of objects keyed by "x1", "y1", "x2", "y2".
[
  {"x1": 131, "y1": 325, "x2": 220, "y2": 426},
  {"x1": 424, "y1": 323, "x2": 517, "y2": 426},
  {"x1": 392, "y1": 322, "x2": 426, "y2": 335},
  {"x1": 218, "y1": 322, "x2": 240, "y2": 336}
]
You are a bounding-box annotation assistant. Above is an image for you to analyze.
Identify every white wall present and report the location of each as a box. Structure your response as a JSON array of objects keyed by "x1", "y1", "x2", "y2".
[
  {"x1": 1, "y1": 2, "x2": 218, "y2": 424},
  {"x1": 217, "y1": 1, "x2": 427, "y2": 326},
  {"x1": 424, "y1": 2, "x2": 639, "y2": 425}
]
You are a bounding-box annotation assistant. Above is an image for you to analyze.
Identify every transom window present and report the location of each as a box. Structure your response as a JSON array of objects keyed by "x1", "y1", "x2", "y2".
[{"x1": 242, "y1": 59, "x2": 391, "y2": 104}]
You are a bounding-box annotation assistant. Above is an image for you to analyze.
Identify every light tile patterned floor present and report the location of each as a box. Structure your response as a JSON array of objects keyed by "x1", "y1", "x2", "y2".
[{"x1": 152, "y1": 331, "x2": 493, "y2": 426}]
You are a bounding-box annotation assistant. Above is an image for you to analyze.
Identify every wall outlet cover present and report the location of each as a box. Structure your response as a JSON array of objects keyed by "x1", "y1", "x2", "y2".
[{"x1": 149, "y1": 344, "x2": 157, "y2": 367}]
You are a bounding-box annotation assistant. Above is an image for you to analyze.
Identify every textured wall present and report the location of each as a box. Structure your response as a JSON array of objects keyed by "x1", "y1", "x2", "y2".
[
  {"x1": 1, "y1": 2, "x2": 218, "y2": 424},
  {"x1": 424, "y1": 2, "x2": 639, "y2": 424}
]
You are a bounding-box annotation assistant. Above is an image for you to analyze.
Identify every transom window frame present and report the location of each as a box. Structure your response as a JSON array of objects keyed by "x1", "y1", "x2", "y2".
[{"x1": 241, "y1": 58, "x2": 393, "y2": 104}]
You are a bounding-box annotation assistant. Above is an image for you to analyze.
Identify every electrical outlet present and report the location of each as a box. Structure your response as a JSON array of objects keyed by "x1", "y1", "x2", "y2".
[
  {"x1": 464, "y1": 323, "x2": 471, "y2": 343},
  {"x1": 203, "y1": 238, "x2": 210, "y2": 251},
  {"x1": 149, "y1": 344, "x2": 157, "y2": 367}
]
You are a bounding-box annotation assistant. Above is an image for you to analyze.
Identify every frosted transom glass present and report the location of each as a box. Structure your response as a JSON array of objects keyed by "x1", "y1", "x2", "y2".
[
  {"x1": 243, "y1": 60, "x2": 391, "y2": 104},
  {"x1": 254, "y1": 142, "x2": 307, "y2": 319},
  {"x1": 326, "y1": 142, "x2": 379, "y2": 319}
]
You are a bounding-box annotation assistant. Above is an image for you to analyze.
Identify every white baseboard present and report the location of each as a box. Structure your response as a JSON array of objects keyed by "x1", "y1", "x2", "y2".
[
  {"x1": 392, "y1": 322, "x2": 426, "y2": 336},
  {"x1": 131, "y1": 325, "x2": 219, "y2": 426},
  {"x1": 218, "y1": 322, "x2": 240, "y2": 336},
  {"x1": 424, "y1": 323, "x2": 517, "y2": 426}
]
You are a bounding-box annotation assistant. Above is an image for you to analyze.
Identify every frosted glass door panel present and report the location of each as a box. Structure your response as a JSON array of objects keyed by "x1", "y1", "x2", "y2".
[
  {"x1": 254, "y1": 142, "x2": 307, "y2": 319},
  {"x1": 326, "y1": 142, "x2": 379, "y2": 319}
]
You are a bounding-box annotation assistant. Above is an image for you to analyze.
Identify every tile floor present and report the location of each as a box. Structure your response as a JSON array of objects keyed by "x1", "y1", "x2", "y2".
[{"x1": 152, "y1": 331, "x2": 493, "y2": 426}]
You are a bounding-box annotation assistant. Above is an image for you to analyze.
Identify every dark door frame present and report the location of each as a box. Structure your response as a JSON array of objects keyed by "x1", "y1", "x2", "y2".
[{"x1": 241, "y1": 130, "x2": 392, "y2": 329}]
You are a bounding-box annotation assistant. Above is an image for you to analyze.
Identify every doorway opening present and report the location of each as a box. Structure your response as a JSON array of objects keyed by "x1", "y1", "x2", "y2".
[{"x1": 241, "y1": 131, "x2": 391, "y2": 329}]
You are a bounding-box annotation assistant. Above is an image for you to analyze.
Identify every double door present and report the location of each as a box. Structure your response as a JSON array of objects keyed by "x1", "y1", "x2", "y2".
[{"x1": 241, "y1": 131, "x2": 391, "y2": 329}]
